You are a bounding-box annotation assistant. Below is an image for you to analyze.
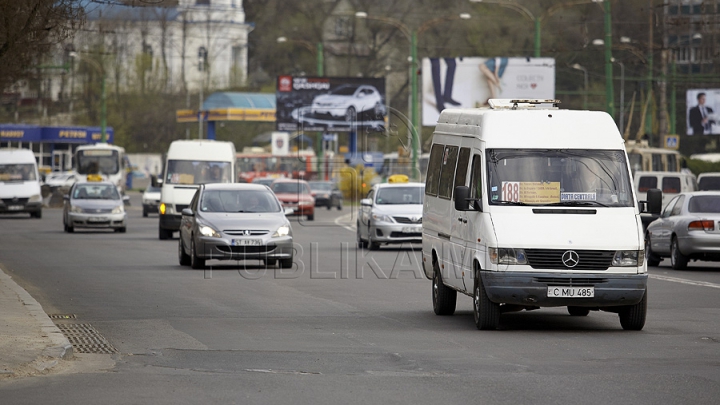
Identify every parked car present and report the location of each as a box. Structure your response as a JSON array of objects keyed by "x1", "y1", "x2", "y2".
[
  {"x1": 309, "y1": 84, "x2": 384, "y2": 122},
  {"x1": 697, "y1": 172, "x2": 720, "y2": 191},
  {"x1": 645, "y1": 191, "x2": 720, "y2": 269},
  {"x1": 357, "y1": 181, "x2": 424, "y2": 250},
  {"x1": 308, "y1": 181, "x2": 343, "y2": 210},
  {"x1": 178, "y1": 183, "x2": 293, "y2": 269},
  {"x1": 270, "y1": 179, "x2": 315, "y2": 221},
  {"x1": 142, "y1": 185, "x2": 161, "y2": 217},
  {"x1": 63, "y1": 179, "x2": 129, "y2": 233}
]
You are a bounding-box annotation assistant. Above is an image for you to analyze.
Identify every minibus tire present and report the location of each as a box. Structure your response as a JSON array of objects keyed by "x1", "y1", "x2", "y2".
[
  {"x1": 619, "y1": 288, "x2": 647, "y2": 331},
  {"x1": 432, "y1": 260, "x2": 456, "y2": 316},
  {"x1": 474, "y1": 270, "x2": 499, "y2": 330},
  {"x1": 159, "y1": 225, "x2": 171, "y2": 240}
]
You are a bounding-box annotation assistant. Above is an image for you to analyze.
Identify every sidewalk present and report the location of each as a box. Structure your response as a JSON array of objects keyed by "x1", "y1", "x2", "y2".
[{"x1": 0, "y1": 265, "x2": 73, "y2": 380}]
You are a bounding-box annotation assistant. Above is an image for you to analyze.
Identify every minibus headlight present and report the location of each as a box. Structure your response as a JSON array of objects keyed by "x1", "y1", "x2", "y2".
[
  {"x1": 199, "y1": 224, "x2": 221, "y2": 238},
  {"x1": 160, "y1": 203, "x2": 173, "y2": 215},
  {"x1": 29, "y1": 194, "x2": 42, "y2": 202},
  {"x1": 612, "y1": 250, "x2": 643, "y2": 267},
  {"x1": 489, "y1": 247, "x2": 528, "y2": 265}
]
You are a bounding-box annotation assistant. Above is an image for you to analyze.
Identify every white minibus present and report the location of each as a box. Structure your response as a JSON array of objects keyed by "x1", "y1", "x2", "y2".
[
  {"x1": 422, "y1": 99, "x2": 662, "y2": 331},
  {"x1": 158, "y1": 140, "x2": 236, "y2": 239},
  {"x1": 0, "y1": 148, "x2": 43, "y2": 218}
]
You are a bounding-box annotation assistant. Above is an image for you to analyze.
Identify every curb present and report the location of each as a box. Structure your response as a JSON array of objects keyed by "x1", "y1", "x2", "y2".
[{"x1": 0, "y1": 268, "x2": 73, "y2": 373}]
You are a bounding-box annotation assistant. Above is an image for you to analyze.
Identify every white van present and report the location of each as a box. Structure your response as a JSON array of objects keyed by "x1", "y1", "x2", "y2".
[
  {"x1": 0, "y1": 148, "x2": 43, "y2": 218},
  {"x1": 697, "y1": 172, "x2": 720, "y2": 191},
  {"x1": 158, "y1": 140, "x2": 236, "y2": 239},
  {"x1": 422, "y1": 100, "x2": 661, "y2": 331},
  {"x1": 634, "y1": 171, "x2": 697, "y2": 207}
]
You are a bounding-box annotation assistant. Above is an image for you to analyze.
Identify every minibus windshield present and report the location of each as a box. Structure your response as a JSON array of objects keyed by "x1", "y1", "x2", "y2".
[{"x1": 486, "y1": 149, "x2": 634, "y2": 207}]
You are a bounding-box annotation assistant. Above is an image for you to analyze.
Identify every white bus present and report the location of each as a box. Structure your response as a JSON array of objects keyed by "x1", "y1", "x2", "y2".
[
  {"x1": 75, "y1": 143, "x2": 127, "y2": 193},
  {"x1": 381, "y1": 152, "x2": 430, "y2": 181}
]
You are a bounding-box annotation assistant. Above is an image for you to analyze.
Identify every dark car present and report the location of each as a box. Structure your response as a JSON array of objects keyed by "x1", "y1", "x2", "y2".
[
  {"x1": 178, "y1": 183, "x2": 294, "y2": 269},
  {"x1": 308, "y1": 181, "x2": 343, "y2": 210}
]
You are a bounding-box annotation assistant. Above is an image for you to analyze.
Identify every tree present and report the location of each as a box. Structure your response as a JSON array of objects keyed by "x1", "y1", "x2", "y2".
[{"x1": 0, "y1": 0, "x2": 84, "y2": 91}]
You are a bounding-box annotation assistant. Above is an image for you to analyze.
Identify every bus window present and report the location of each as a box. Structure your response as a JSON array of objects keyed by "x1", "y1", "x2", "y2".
[
  {"x1": 666, "y1": 154, "x2": 678, "y2": 172},
  {"x1": 651, "y1": 154, "x2": 663, "y2": 171}
]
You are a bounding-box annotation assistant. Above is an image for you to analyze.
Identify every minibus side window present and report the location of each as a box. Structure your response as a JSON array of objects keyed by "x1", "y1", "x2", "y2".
[
  {"x1": 453, "y1": 148, "x2": 471, "y2": 200},
  {"x1": 469, "y1": 155, "x2": 482, "y2": 200},
  {"x1": 438, "y1": 146, "x2": 459, "y2": 200},
  {"x1": 425, "y1": 144, "x2": 443, "y2": 196}
]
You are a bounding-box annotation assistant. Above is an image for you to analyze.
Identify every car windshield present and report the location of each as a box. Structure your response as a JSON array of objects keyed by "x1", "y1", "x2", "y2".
[
  {"x1": 0, "y1": 164, "x2": 36, "y2": 182},
  {"x1": 165, "y1": 160, "x2": 231, "y2": 185},
  {"x1": 73, "y1": 184, "x2": 120, "y2": 200},
  {"x1": 309, "y1": 182, "x2": 332, "y2": 191},
  {"x1": 487, "y1": 149, "x2": 633, "y2": 207},
  {"x1": 688, "y1": 195, "x2": 720, "y2": 213},
  {"x1": 376, "y1": 186, "x2": 424, "y2": 205},
  {"x1": 200, "y1": 189, "x2": 280, "y2": 213},
  {"x1": 272, "y1": 182, "x2": 310, "y2": 194},
  {"x1": 329, "y1": 85, "x2": 358, "y2": 96}
]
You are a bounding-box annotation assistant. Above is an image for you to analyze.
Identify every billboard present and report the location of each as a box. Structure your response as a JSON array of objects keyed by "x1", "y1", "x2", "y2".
[
  {"x1": 422, "y1": 57, "x2": 556, "y2": 126},
  {"x1": 276, "y1": 76, "x2": 386, "y2": 132},
  {"x1": 686, "y1": 89, "x2": 720, "y2": 135}
]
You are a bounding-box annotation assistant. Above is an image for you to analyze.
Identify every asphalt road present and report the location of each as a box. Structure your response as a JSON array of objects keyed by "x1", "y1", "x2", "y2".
[{"x1": 1, "y1": 193, "x2": 719, "y2": 404}]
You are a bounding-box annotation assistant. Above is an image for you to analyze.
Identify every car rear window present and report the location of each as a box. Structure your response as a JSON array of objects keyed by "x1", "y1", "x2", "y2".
[{"x1": 688, "y1": 195, "x2": 720, "y2": 213}]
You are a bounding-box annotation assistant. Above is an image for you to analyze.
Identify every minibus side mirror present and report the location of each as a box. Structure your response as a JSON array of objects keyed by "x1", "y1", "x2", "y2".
[
  {"x1": 646, "y1": 188, "x2": 662, "y2": 214},
  {"x1": 454, "y1": 186, "x2": 471, "y2": 211}
]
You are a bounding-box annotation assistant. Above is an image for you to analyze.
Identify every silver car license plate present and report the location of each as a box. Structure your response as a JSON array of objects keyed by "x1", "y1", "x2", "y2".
[
  {"x1": 401, "y1": 227, "x2": 417, "y2": 233},
  {"x1": 8, "y1": 205, "x2": 23, "y2": 211},
  {"x1": 232, "y1": 239, "x2": 262, "y2": 246}
]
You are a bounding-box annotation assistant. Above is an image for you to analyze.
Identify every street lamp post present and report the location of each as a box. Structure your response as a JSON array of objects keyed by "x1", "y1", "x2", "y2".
[
  {"x1": 469, "y1": 0, "x2": 605, "y2": 58},
  {"x1": 70, "y1": 52, "x2": 106, "y2": 143},
  {"x1": 572, "y1": 64, "x2": 588, "y2": 110},
  {"x1": 355, "y1": 11, "x2": 470, "y2": 180}
]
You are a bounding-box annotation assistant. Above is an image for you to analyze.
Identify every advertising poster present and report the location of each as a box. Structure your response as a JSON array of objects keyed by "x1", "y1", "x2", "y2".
[
  {"x1": 276, "y1": 76, "x2": 386, "y2": 132},
  {"x1": 686, "y1": 89, "x2": 720, "y2": 135},
  {"x1": 422, "y1": 57, "x2": 556, "y2": 126}
]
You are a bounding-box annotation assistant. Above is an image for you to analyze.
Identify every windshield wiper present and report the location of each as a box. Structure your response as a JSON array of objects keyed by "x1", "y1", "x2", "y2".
[
  {"x1": 493, "y1": 200, "x2": 530, "y2": 206},
  {"x1": 544, "y1": 201, "x2": 610, "y2": 207}
]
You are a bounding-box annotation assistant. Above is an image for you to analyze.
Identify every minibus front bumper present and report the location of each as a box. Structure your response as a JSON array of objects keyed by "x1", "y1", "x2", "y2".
[{"x1": 481, "y1": 271, "x2": 647, "y2": 307}]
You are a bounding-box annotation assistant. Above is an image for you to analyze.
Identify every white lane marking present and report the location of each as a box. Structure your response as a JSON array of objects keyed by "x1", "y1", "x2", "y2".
[
  {"x1": 334, "y1": 213, "x2": 355, "y2": 232},
  {"x1": 649, "y1": 274, "x2": 720, "y2": 289}
]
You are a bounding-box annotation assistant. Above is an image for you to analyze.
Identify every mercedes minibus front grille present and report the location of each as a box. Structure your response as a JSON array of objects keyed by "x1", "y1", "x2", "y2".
[{"x1": 525, "y1": 249, "x2": 614, "y2": 270}]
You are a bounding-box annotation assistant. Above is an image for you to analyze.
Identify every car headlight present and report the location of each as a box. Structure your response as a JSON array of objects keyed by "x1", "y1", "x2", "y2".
[
  {"x1": 489, "y1": 247, "x2": 528, "y2": 265},
  {"x1": 29, "y1": 194, "x2": 42, "y2": 202},
  {"x1": 299, "y1": 200, "x2": 312, "y2": 206},
  {"x1": 371, "y1": 213, "x2": 394, "y2": 223},
  {"x1": 112, "y1": 205, "x2": 124, "y2": 214},
  {"x1": 273, "y1": 225, "x2": 291, "y2": 238},
  {"x1": 322, "y1": 194, "x2": 330, "y2": 199},
  {"x1": 71, "y1": 205, "x2": 83, "y2": 213},
  {"x1": 198, "y1": 224, "x2": 221, "y2": 238},
  {"x1": 613, "y1": 250, "x2": 643, "y2": 267}
]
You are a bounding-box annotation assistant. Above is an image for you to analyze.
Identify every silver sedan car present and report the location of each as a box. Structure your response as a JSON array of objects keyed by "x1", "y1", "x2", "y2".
[
  {"x1": 178, "y1": 183, "x2": 293, "y2": 269},
  {"x1": 646, "y1": 191, "x2": 720, "y2": 269},
  {"x1": 63, "y1": 181, "x2": 128, "y2": 233},
  {"x1": 357, "y1": 182, "x2": 424, "y2": 250}
]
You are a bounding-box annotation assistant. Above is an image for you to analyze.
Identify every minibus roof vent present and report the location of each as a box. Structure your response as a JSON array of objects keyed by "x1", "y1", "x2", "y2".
[{"x1": 488, "y1": 99, "x2": 560, "y2": 110}]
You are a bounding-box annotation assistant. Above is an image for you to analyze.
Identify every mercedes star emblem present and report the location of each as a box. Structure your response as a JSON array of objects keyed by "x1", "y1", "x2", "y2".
[{"x1": 562, "y1": 250, "x2": 580, "y2": 268}]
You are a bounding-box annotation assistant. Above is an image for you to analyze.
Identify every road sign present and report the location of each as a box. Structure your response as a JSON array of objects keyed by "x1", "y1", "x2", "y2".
[{"x1": 664, "y1": 135, "x2": 680, "y2": 150}]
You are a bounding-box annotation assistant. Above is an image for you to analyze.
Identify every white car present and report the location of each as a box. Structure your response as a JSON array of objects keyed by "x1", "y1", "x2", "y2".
[
  {"x1": 357, "y1": 182, "x2": 424, "y2": 250},
  {"x1": 142, "y1": 185, "x2": 161, "y2": 217},
  {"x1": 44, "y1": 171, "x2": 80, "y2": 190},
  {"x1": 310, "y1": 84, "x2": 384, "y2": 122}
]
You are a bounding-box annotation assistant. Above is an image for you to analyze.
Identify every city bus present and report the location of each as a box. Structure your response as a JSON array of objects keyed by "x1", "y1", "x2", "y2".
[
  {"x1": 236, "y1": 149, "x2": 317, "y2": 183},
  {"x1": 75, "y1": 143, "x2": 127, "y2": 193},
  {"x1": 380, "y1": 152, "x2": 430, "y2": 181}
]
